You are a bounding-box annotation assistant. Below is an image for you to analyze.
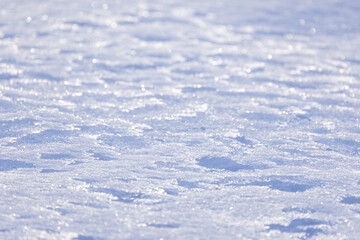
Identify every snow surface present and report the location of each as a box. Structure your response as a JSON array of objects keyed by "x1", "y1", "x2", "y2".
[{"x1": 1, "y1": 0, "x2": 360, "y2": 239}]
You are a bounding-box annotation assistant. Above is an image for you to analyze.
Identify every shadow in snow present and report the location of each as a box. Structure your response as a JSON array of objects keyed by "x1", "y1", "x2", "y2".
[
  {"x1": 282, "y1": 207, "x2": 315, "y2": 213},
  {"x1": 247, "y1": 180, "x2": 312, "y2": 192},
  {"x1": 91, "y1": 152, "x2": 115, "y2": 161},
  {"x1": 73, "y1": 178, "x2": 98, "y2": 184},
  {"x1": 315, "y1": 137, "x2": 360, "y2": 156},
  {"x1": 26, "y1": 72, "x2": 63, "y2": 81},
  {"x1": 70, "y1": 201, "x2": 107, "y2": 209},
  {"x1": 163, "y1": 188, "x2": 178, "y2": 196},
  {"x1": 341, "y1": 196, "x2": 360, "y2": 204},
  {"x1": 0, "y1": 118, "x2": 36, "y2": 138},
  {"x1": 40, "y1": 169, "x2": 66, "y2": 173},
  {"x1": 91, "y1": 188, "x2": 148, "y2": 203},
  {"x1": 0, "y1": 118, "x2": 36, "y2": 128},
  {"x1": 98, "y1": 135, "x2": 147, "y2": 149},
  {"x1": 0, "y1": 100, "x2": 16, "y2": 112},
  {"x1": 267, "y1": 218, "x2": 327, "y2": 238},
  {"x1": 47, "y1": 207, "x2": 71, "y2": 215},
  {"x1": 177, "y1": 179, "x2": 199, "y2": 189},
  {"x1": 240, "y1": 112, "x2": 284, "y2": 122},
  {"x1": 0, "y1": 159, "x2": 34, "y2": 171},
  {"x1": 72, "y1": 235, "x2": 104, "y2": 240},
  {"x1": 0, "y1": 73, "x2": 19, "y2": 80},
  {"x1": 197, "y1": 156, "x2": 253, "y2": 172},
  {"x1": 234, "y1": 136, "x2": 253, "y2": 145},
  {"x1": 147, "y1": 223, "x2": 180, "y2": 228},
  {"x1": 95, "y1": 62, "x2": 157, "y2": 73},
  {"x1": 182, "y1": 86, "x2": 216, "y2": 93},
  {"x1": 40, "y1": 153, "x2": 75, "y2": 160},
  {"x1": 78, "y1": 124, "x2": 117, "y2": 134},
  {"x1": 69, "y1": 161, "x2": 84, "y2": 165},
  {"x1": 11, "y1": 129, "x2": 73, "y2": 145},
  {"x1": 65, "y1": 20, "x2": 102, "y2": 28},
  {"x1": 217, "y1": 90, "x2": 281, "y2": 100}
]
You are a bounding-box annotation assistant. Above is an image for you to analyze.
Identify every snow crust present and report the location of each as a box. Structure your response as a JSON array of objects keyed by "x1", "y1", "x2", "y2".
[{"x1": 0, "y1": 0, "x2": 360, "y2": 239}]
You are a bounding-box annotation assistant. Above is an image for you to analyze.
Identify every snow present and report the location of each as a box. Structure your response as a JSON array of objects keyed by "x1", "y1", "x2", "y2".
[{"x1": 0, "y1": 0, "x2": 360, "y2": 239}]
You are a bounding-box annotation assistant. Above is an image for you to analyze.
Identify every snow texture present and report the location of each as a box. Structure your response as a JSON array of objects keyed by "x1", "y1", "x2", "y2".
[{"x1": 0, "y1": 0, "x2": 360, "y2": 239}]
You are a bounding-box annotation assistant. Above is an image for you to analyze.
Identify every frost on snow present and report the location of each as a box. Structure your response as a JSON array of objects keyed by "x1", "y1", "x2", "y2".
[{"x1": 0, "y1": 0, "x2": 360, "y2": 239}]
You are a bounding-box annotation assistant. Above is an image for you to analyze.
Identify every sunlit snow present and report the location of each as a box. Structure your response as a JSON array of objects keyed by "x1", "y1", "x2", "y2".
[{"x1": 1, "y1": 0, "x2": 360, "y2": 239}]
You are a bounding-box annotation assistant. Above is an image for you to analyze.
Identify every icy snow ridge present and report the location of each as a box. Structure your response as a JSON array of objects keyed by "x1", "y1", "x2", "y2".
[{"x1": 0, "y1": 0, "x2": 360, "y2": 239}]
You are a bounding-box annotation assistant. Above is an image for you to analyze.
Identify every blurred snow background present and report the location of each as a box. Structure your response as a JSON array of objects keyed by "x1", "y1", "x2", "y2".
[{"x1": 0, "y1": 0, "x2": 360, "y2": 239}]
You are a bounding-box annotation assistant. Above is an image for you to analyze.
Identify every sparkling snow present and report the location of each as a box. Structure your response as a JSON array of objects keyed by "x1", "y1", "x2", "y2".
[{"x1": 1, "y1": 0, "x2": 360, "y2": 239}]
